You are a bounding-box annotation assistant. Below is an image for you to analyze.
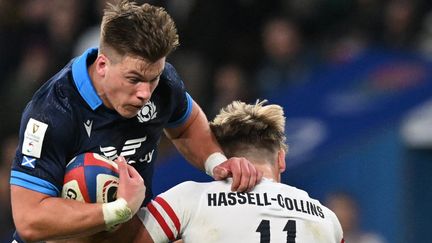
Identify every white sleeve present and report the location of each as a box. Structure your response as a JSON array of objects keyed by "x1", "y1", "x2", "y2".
[
  {"x1": 329, "y1": 210, "x2": 344, "y2": 242},
  {"x1": 137, "y1": 181, "x2": 199, "y2": 243}
]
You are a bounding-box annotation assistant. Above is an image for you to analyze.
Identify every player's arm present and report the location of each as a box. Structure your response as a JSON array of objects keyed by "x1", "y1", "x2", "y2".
[
  {"x1": 164, "y1": 100, "x2": 262, "y2": 191},
  {"x1": 11, "y1": 186, "x2": 105, "y2": 241},
  {"x1": 164, "y1": 101, "x2": 220, "y2": 171},
  {"x1": 11, "y1": 160, "x2": 144, "y2": 242}
]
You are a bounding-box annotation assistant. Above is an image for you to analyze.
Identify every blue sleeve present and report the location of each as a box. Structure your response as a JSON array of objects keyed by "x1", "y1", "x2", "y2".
[
  {"x1": 166, "y1": 93, "x2": 193, "y2": 127},
  {"x1": 10, "y1": 91, "x2": 77, "y2": 196},
  {"x1": 162, "y1": 62, "x2": 194, "y2": 128},
  {"x1": 10, "y1": 171, "x2": 59, "y2": 197}
]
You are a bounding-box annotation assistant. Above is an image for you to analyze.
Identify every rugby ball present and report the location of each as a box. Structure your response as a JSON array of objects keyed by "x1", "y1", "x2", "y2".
[{"x1": 61, "y1": 152, "x2": 119, "y2": 203}]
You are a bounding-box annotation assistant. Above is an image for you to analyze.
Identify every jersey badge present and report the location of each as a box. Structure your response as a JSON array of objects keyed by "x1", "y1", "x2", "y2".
[
  {"x1": 137, "y1": 101, "x2": 157, "y2": 123},
  {"x1": 22, "y1": 118, "x2": 48, "y2": 158}
]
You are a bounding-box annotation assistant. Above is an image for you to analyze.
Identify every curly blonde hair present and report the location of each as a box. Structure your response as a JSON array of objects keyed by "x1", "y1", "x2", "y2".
[{"x1": 210, "y1": 100, "x2": 287, "y2": 162}]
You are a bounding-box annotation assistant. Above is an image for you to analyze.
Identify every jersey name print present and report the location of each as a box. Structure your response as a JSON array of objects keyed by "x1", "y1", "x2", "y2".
[
  {"x1": 207, "y1": 192, "x2": 325, "y2": 218},
  {"x1": 140, "y1": 179, "x2": 344, "y2": 243}
]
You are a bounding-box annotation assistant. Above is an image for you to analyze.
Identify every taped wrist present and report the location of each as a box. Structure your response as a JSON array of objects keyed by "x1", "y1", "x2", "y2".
[
  {"x1": 102, "y1": 198, "x2": 132, "y2": 230},
  {"x1": 205, "y1": 152, "x2": 227, "y2": 177}
]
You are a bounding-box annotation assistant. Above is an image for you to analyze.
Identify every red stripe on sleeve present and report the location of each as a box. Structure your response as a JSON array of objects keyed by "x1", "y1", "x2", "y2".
[
  {"x1": 341, "y1": 239, "x2": 345, "y2": 243},
  {"x1": 155, "y1": 197, "x2": 181, "y2": 233},
  {"x1": 147, "y1": 201, "x2": 175, "y2": 241}
]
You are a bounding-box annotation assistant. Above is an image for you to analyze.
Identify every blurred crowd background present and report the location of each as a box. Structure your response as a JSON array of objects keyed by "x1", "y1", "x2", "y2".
[{"x1": 2, "y1": 0, "x2": 432, "y2": 242}]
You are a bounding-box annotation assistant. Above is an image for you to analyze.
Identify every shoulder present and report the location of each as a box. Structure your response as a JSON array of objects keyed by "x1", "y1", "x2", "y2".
[
  {"x1": 160, "y1": 62, "x2": 185, "y2": 89},
  {"x1": 277, "y1": 182, "x2": 311, "y2": 197},
  {"x1": 162, "y1": 62, "x2": 180, "y2": 80},
  {"x1": 23, "y1": 86, "x2": 75, "y2": 128},
  {"x1": 165, "y1": 180, "x2": 212, "y2": 194},
  {"x1": 27, "y1": 63, "x2": 77, "y2": 117},
  {"x1": 159, "y1": 180, "x2": 225, "y2": 202},
  {"x1": 21, "y1": 68, "x2": 80, "y2": 139}
]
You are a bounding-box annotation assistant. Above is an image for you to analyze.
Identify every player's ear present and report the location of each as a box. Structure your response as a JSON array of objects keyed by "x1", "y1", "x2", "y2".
[
  {"x1": 277, "y1": 149, "x2": 286, "y2": 173},
  {"x1": 95, "y1": 54, "x2": 109, "y2": 77}
]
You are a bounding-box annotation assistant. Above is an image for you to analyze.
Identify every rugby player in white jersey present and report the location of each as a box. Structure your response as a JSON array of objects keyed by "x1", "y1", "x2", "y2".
[{"x1": 133, "y1": 100, "x2": 345, "y2": 243}]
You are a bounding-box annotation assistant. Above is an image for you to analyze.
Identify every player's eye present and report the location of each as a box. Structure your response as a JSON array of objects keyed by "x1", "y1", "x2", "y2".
[{"x1": 127, "y1": 77, "x2": 141, "y2": 84}]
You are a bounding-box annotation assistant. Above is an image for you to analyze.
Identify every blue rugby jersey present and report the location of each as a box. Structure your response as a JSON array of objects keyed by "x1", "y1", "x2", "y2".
[{"x1": 10, "y1": 48, "x2": 193, "y2": 206}]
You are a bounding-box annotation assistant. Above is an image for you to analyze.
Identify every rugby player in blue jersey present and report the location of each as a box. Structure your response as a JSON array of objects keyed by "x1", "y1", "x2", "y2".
[{"x1": 9, "y1": 1, "x2": 261, "y2": 242}]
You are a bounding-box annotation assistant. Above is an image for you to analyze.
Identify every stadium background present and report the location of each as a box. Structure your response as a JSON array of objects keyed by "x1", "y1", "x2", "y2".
[{"x1": 1, "y1": 0, "x2": 432, "y2": 242}]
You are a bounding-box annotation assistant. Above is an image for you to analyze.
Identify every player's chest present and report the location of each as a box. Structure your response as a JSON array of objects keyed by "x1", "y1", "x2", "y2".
[{"x1": 76, "y1": 102, "x2": 168, "y2": 164}]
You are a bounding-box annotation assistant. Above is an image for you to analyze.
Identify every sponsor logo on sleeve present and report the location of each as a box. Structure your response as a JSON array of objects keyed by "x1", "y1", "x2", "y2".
[{"x1": 22, "y1": 118, "x2": 48, "y2": 158}]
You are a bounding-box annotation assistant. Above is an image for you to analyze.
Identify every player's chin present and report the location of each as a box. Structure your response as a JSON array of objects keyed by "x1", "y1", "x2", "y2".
[{"x1": 118, "y1": 106, "x2": 140, "y2": 118}]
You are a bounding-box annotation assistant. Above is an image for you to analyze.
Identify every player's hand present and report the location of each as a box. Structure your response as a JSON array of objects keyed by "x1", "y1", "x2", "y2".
[
  {"x1": 213, "y1": 157, "x2": 263, "y2": 192},
  {"x1": 116, "y1": 156, "x2": 146, "y2": 215}
]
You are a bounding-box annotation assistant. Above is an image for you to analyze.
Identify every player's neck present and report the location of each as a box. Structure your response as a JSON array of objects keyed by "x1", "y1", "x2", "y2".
[{"x1": 254, "y1": 164, "x2": 279, "y2": 182}]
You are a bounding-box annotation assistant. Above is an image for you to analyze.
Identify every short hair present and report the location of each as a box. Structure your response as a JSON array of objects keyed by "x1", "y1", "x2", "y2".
[
  {"x1": 100, "y1": 0, "x2": 179, "y2": 62},
  {"x1": 210, "y1": 100, "x2": 288, "y2": 161}
]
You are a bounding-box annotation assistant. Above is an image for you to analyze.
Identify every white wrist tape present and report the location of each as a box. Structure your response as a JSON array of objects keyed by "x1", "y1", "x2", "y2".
[
  {"x1": 102, "y1": 198, "x2": 132, "y2": 230},
  {"x1": 205, "y1": 152, "x2": 227, "y2": 177}
]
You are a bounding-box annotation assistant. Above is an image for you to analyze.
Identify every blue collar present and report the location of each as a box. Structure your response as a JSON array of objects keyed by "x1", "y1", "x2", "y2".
[{"x1": 71, "y1": 48, "x2": 102, "y2": 110}]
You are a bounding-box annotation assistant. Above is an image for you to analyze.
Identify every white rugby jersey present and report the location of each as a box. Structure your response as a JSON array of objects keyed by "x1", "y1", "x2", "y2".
[{"x1": 138, "y1": 178, "x2": 344, "y2": 243}]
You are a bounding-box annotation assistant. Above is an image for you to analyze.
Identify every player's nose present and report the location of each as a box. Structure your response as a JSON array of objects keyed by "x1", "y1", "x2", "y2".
[{"x1": 136, "y1": 82, "x2": 151, "y2": 101}]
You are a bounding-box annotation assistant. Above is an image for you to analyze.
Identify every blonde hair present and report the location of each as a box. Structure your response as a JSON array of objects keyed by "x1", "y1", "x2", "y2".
[
  {"x1": 210, "y1": 100, "x2": 287, "y2": 161},
  {"x1": 100, "y1": 0, "x2": 179, "y2": 62}
]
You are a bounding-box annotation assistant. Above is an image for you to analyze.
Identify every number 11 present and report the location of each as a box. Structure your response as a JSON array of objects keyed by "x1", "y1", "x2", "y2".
[{"x1": 256, "y1": 219, "x2": 296, "y2": 243}]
